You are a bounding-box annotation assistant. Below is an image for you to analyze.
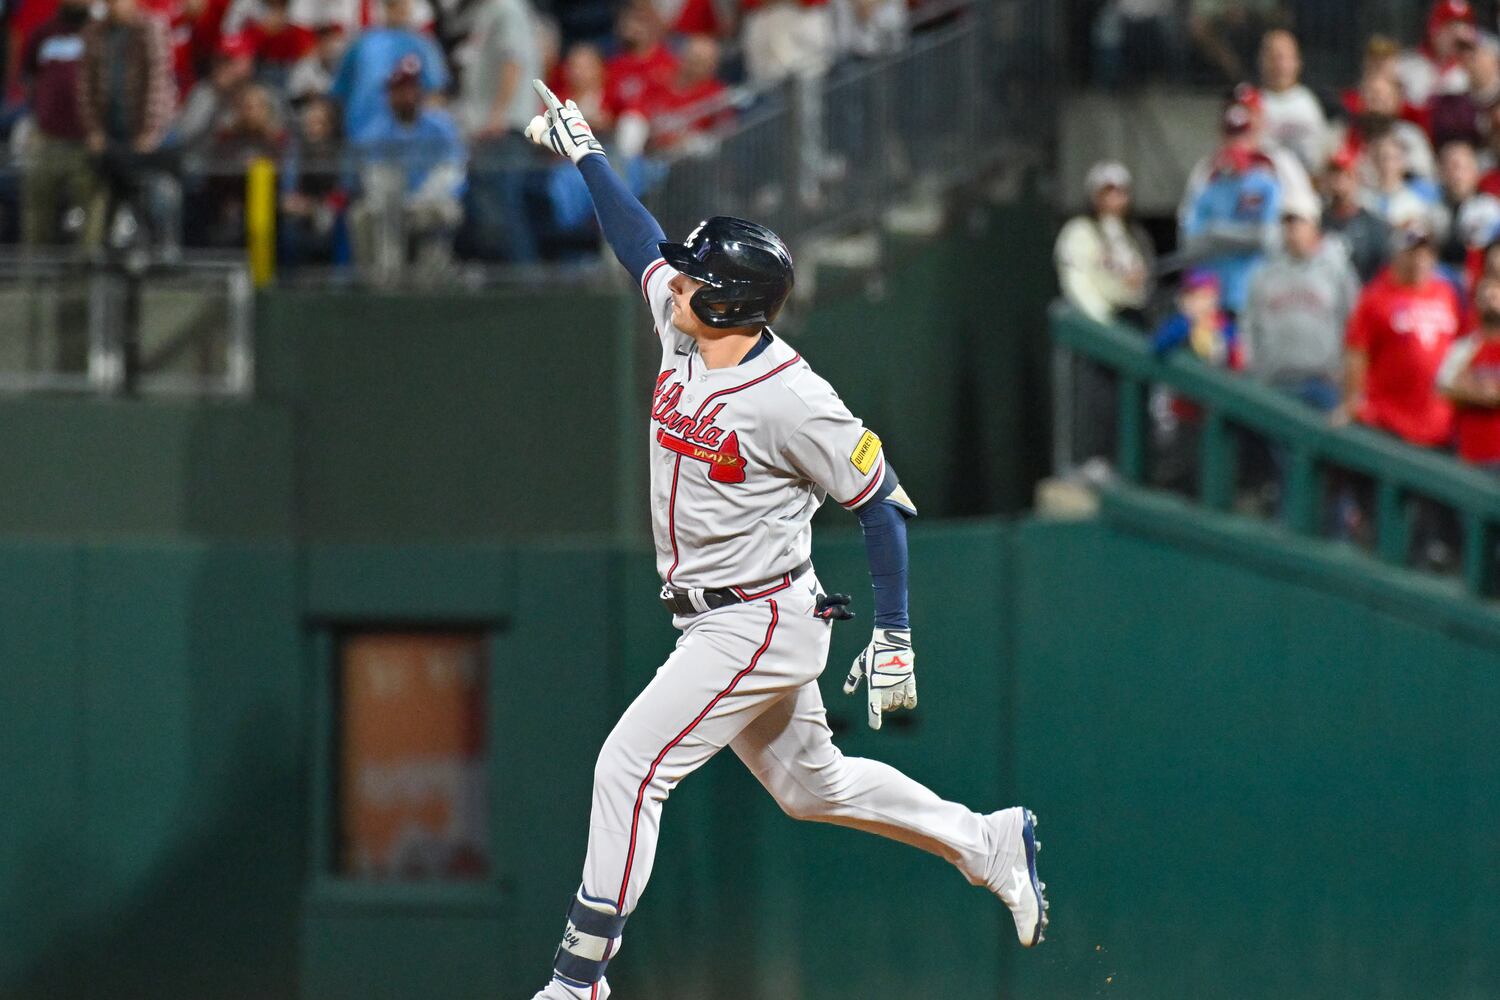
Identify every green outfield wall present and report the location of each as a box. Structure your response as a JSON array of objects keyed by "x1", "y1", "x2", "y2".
[{"x1": 2, "y1": 496, "x2": 1497, "y2": 1000}]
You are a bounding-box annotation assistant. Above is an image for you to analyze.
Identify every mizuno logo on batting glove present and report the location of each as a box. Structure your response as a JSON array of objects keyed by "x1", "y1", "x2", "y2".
[{"x1": 844, "y1": 627, "x2": 916, "y2": 730}]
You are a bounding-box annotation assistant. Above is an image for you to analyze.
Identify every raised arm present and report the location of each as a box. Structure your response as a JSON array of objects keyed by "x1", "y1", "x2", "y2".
[
  {"x1": 1437, "y1": 337, "x2": 1500, "y2": 406},
  {"x1": 525, "y1": 79, "x2": 665, "y2": 284}
]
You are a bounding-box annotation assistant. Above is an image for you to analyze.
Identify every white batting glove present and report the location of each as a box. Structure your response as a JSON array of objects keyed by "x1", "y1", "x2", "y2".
[
  {"x1": 843, "y1": 628, "x2": 916, "y2": 730},
  {"x1": 525, "y1": 79, "x2": 606, "y2": 165}
]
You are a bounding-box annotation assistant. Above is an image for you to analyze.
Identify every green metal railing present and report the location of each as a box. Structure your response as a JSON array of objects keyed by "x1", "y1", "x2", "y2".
[{"x1": 1050, "y1": 302, "x2": 1500, "y2": 599}]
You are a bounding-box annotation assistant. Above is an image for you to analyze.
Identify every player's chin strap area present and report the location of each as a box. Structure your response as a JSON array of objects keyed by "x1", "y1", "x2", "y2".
[{"x1": 552, "y1": 889, "x2": 628, "y2": 989}]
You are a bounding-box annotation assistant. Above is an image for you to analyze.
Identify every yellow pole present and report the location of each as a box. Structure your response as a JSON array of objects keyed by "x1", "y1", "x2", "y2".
[{"x1": 246, "y1": 157, "x2": 276, "y2": 288}]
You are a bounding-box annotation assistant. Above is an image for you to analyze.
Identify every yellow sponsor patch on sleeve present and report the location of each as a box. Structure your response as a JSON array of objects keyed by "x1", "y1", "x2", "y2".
[{"x1": 850, "y1": 430, "x2": 882, "y2": 475}]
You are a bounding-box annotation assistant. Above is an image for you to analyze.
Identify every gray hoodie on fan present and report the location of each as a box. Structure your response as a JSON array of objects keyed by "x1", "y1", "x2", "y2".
[{"x1": 1240, "y1": 237, "x2": 1361, "y2": 385}]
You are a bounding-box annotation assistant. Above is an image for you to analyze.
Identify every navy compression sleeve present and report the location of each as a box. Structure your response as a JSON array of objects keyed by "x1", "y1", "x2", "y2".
[
  {"x1": 856, "y1": 471, "x2": 913, "y2": 629},
  {"x1": 577, "y1": 153, "x2": 666, "y2": 284}
]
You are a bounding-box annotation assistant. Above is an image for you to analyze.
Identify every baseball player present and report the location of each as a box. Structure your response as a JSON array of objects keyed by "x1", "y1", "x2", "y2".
[{"x1": 522, "y1": 81, "x2": 1046, "y2": 1000}]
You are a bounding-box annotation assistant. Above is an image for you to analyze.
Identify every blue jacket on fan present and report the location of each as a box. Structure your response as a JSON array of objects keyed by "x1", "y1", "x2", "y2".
[{"x1": 1180, "y1": 151, "x2": 1283, "y2": 314}]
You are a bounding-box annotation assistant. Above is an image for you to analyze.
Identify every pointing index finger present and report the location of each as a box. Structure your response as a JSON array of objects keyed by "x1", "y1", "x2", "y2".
[{"x1": 532, "y1": 78, "x2": 565, "y2": 114}]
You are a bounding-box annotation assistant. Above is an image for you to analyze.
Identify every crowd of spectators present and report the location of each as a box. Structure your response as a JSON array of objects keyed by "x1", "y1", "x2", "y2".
[
  {"x1": 4, "y1": 0, "x2": 926, "y2": 272},
  {"x1": 1059, "y1": 0, "x2": 1500, "y2": 523}
]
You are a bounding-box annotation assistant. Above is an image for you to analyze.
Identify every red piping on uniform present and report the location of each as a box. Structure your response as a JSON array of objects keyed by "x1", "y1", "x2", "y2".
[
  {"x1": 731, "y1": 572, "x2": 791, "y2": 601},
  {"x1": 840, "y1": 452, "x2": 886, "y2": 509},
  {"x1": 689, "y1": 354, "x2": 802, "y2": 420},
  {"x1": 664, "y1": 456, "x2": 684, "y2": 584},
  {"x1": 662, "y1": 354, "x2": 802, "y2": 585},
  {"x1": 616, "y1": 601, "x2": 780, "y2": 910}
]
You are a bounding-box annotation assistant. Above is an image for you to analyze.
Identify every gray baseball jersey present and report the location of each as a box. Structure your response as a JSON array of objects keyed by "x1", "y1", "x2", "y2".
[
  {"x1": 642, "y1": 257, "x2": 889, "y2": 591},
  {"x1": 537, "y1": 257, "x2": 1008, "y2": 1000}
]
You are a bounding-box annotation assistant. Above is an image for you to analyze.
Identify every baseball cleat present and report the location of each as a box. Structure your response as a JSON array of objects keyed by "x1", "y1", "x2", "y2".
[{"x1": 985, "y1": 807, "x2": 1049, "y2": 947}]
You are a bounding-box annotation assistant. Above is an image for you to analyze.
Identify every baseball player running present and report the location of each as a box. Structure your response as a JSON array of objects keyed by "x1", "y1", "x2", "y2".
[{"x1": 523, "y1": 81, "x2": 1046, "y2": 1000}]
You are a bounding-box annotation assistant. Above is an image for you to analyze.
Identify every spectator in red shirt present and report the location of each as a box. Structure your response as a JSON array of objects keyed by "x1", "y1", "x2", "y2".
[
  {"x1": 605, "y1": 1, "x2": 678, "y2": 116},
  {"x1": 242, "y1": 0, "x2": 317, "y2": 71},
  {"x1": 19, "y1": 0, "x2": 94, "y2": 247},
  {"x1": 1341, "y1": 220, "x2": 1461, "y2": 447},
  {"x1": 647, "y1": 35, "x2": 729, "y2": 149},
  {"x1": 1437, "y1": 274, "x2": 1500, "y2": 470},
  {"x1": 6, "y1": 0, "x2": 62, "y2": 105},
  {"x1": 182, "y1": 0, "x2": 235, "y2": 86}
]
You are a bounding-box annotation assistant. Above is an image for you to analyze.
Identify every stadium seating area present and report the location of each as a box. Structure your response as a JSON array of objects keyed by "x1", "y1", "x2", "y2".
[
  {"x1": 3, "y1": 0, "x2": 951, "y2": 271},
  {"x1": 1058, "y1": 0, "x2": 1500, "y2": 513}
]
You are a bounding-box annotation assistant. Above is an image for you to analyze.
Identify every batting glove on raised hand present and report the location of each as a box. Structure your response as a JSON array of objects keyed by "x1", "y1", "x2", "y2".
[
  {"x1": 525, "y1": 79, "x2": 606, "y2": 165},
  {"x1": 844, "y1": 628, "x2": 916, "y2": 730}
]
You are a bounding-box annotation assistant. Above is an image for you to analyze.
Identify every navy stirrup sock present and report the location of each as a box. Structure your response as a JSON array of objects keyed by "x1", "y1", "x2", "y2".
[{"x1": 552, "y1": 890, "x2": 628, "y2": 987}]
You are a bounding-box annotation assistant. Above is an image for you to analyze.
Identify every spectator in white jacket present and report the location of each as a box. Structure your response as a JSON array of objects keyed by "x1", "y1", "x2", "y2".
[
  {"x1": 1258, "y1": 29, "x2": 1329, "y2": 174},
  {"x1": 1056, "y1": 161, "x2": 1157, "y2": 474},
  {"x1": 1056, "y1": 161, "x2": 1157, "y2": 325}
]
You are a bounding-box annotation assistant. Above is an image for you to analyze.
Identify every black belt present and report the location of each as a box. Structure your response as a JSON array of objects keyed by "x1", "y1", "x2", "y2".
[{"x1": 660, "y1": 559, "x2": 813, "y2": 616}]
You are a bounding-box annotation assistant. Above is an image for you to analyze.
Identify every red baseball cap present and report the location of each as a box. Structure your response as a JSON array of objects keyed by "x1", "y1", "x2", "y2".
[
  {"x1": 387, "y1": 54, "x2": 424, "y2": 89},
  {"x1": 1430, "y1": 0, "x2": 1475, "y2": 34}
]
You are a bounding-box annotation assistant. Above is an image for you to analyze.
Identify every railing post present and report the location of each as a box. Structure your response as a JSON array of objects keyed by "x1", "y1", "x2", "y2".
[
  {"x1": 1462, "y1": 513, "x2": 1493, "y2": 598},
  {"x1": 1375, "y1": 480, "x2": 1409, "y2": 565},
  {"x1": 226, "y1": 267, "x2": 255, "y2": 396},
  {"x1": 246, "y1": 157, "x2": 277, "y2": 289},
  {"x1": 1051, "y1": 345, "x2": 1076, "y2": 477},
  {"x1": 1116, "y1": 376, "x2": 1147, "y2": 483},
  {"x1": 1199, "y1": 409, "x2": 1236, "y2": 511},
  {"x1": 1284, "y1": 446, "x2": 1321, "y2": 535},
  {"x1": 86, "y1": 268, "x2": 125, "y2": 395}
]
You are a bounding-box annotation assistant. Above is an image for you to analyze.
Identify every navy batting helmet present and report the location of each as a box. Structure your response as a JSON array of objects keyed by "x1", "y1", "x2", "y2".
[{"x1": 658, "y1": 217, "x2": 794, "y2": 330}]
